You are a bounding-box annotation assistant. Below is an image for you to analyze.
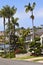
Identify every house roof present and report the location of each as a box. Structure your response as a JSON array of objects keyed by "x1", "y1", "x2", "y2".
[
  {"x1": 35, "y1": 28, "x2": 43, "y2": 36},
  {"x1": 30, "y1": 28, "x2": 43, "y2": 37}
]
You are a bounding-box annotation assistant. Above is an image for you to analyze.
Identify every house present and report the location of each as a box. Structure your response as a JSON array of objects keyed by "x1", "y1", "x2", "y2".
[
  {"x1": 25, "y1": 28, "x2": 43, "y2": 51},
  {"x1": 35, "y1": 28, "x2": 43, "y2": 46}
]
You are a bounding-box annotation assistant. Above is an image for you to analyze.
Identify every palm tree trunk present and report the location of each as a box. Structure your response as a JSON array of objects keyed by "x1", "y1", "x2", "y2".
[
  {"x1": 8, "y1": 17, "x2": 11, "y2": 57},
  {"x1": 3, "y1": 17, "x2": 6, "y2": 55},
  {"x1": 32, "y1": 11, "x2": 34, "y2": 41},
  {"x1": 14, "y1": 25, "x2": 15, "y2": 50}
]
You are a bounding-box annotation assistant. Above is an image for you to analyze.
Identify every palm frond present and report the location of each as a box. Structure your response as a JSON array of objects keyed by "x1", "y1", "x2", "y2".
[
  {"x1": 0, "y1": 11, "x2": 2, "y2": 17},
  {"x1": 32, "y1": 2, "x2": 36, "y2": 10},
  {"x1": 25, "y1": 3, "x2": 31, "y2": 13},
  {"x1": 15, "y1": 23, "x2": 19, "y2": 27},
  {"x1": 25, "y1": 8, "x2": 30, "y2": 13},
  {"x1": 11, "y1": 17, "x2": 19, "y2": 23},
  {"x1": 2, "y1": 5, "x2": 17, "y2": 18}
]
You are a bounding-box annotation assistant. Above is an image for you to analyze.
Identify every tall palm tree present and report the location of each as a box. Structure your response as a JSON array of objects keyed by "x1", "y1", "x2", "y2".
[
  {"x1": 0, "y1": 8, "x2": 6, "y2": 54},
  {"x1": 11, "y1": 17, "x2": 19, "y2": 50},
  {"x1": 2, "y1": 5, "x2": 17, "y2": 57},
  {"x1": 6, "y1": 17, "x2": 19, "y2": 54},
  {"x1": 11, "y1": 17, "x2": 19, "y2": 34},
  {"x1": 25, "y1": 2, "x2": 36, "y2": 40}
]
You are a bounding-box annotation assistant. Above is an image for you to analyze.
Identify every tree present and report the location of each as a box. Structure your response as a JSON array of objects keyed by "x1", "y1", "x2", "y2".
[
  {"x1": 11, "y1": 17, "x2": 19, "y2": 34},
  {"x1": 25, "y1": 2, "x2": 36, "y2": 40},
  {"x1": 0, "y1": 7, "x2": 6, "y2": 55},
  {"x1": 2, "y1": 5, "x2": 17, "y2": 56},
  {"x1": 10, "y1": 17, "x2": 19, "y2": 50},
  {"x1": 16, "y1": 28, "x2": 30, "y2": 53},
  {"x1": 6, "y1": 17, "x2": 19, "y2": 53}
]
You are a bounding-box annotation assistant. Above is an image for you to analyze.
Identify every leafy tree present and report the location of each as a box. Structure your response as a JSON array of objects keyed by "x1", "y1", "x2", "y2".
[{"x1": 16, "y1": 28, "x2": 30, "y2": 53}]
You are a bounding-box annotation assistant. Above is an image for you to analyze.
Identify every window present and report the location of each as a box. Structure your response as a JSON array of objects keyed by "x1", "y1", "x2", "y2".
[{"x1": 26, "y1": 36, "x2": 31, "y2": 41}]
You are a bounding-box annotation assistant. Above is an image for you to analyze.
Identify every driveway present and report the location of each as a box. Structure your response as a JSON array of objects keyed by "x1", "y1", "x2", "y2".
[{"x1": 0, "y1": 58, "x2": 43, "y2": 65}]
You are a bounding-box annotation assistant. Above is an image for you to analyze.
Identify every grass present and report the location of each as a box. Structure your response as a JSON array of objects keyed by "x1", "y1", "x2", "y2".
[
  {"x1": 33, "y1": 59, "x2": 43, "y2": 61},
  {"x1": 12, "y1": 55, "x2": 43, "y2": 61},
  {"x1": 12, "y1": 56, "x2": 36, "y2": 60}
]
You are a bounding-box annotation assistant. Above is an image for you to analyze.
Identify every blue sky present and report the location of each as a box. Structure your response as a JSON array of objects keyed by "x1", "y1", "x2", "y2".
[{"x1": 0, "y1": 0, "x2": 43, "y2": 31}]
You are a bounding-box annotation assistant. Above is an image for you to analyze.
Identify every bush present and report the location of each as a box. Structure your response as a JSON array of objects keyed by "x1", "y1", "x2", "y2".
[
  {"x1": 10, "y1": 52, "x2": 15, "y2": 58},
  {"x1": 29, "y1": 39, "x2": 41, "y2": 56},
  {"x1": 20, "y1": 49, "x2": 27, "y2": 54},
  {"x1": 1, "y1": 52, "x2": 15, "y2": 58},
  {"x1": 35, "y1": 36, "x2": 40, "y2": 41}
]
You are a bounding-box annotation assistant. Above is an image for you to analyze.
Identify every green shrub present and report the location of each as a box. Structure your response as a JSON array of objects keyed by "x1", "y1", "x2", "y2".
[
  {"x1": 29, "y1": 37, "x2": 41, "y2": 56},
  {"x1": 10, "y1": 52, "x2": 15, "y2": 58},
  {"x1": 35, "y1": 36, "x2": 40, "y2": 41},
  {"x1": 2, "y1": 52, "x2": 15, "y2": 58},
  {"x1": 20, "y1": 49, "x2": 27, "y2": 54}
]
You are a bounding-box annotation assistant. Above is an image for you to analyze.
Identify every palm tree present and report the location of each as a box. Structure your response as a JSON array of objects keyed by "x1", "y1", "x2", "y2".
[
  {"x1": 11, "y1": 17, "x2": 19, "y2": 51},
  {"x1": 11, "y1": 17, "x2": 19, "y2": 33},
  {"x1": 0, "y1": 8, "x2": 6, "y2": 55},
  {"x1": 2, "y1": 5, "x2": 17, "y2": 57},
  {"x1": 6, "y1": 17, "x2": 19, "y2": 55},
  {"x1": 25, "y1": 2, "x2": 36, "y2": 40}
]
